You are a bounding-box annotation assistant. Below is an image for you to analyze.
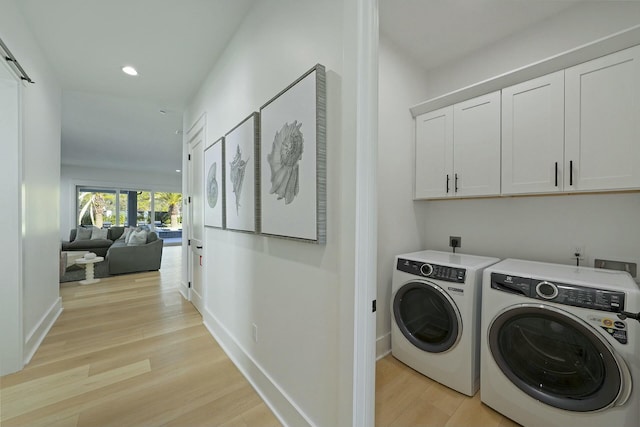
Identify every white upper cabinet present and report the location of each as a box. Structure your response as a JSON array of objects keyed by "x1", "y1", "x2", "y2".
[
  {"x1": 415, "y1": 106, "x2": 454, "y2": 199},
  {"x1": 414, "y1": 43, "x2": 640, "y2": 200},
  {"x1": 414, "y1": 92, "x2": 500, "y2": 199},
  {"x1": 565, "y1": 45, "x2": 640, "y2": 191},
  {"x1": 453, "y1": 92, "x2": 501, "y2": 197},
  {"x1": 502, "y1": 71, "x2": 565, "y2": 195}
]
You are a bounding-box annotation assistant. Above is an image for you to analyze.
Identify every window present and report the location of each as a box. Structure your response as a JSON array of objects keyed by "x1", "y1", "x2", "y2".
[{"x1": 76, "y1": 187, "x2": 182, "y2": 232}]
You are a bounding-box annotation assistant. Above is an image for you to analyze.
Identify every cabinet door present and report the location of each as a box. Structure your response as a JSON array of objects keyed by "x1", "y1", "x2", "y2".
[
  {"x1": 453, "y1": 91, "x2": 501, "y2": 197},
  {"x1": 415, "y1": 106, "x2": 454, "y2": 199},
  {"x1": 565, "y1": 45, "x2": 640, "y2": 191},
  {"x1": 502, "y1": 71, "x2": 565, "y2": 195}
]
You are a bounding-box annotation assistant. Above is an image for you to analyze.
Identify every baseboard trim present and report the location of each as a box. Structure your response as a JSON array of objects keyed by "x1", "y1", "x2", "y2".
[
  {"x1": 376, "y1": 332, "x2": 391, "y2": 360},
  {"x1": 178, "y1": 281, "x2": 189, "y2": 300},
  {"x1": 24, "y1": 297, "x2": 62, "y2": 366},
  {"x1": 202, "y1": 308, "x2": 314, "y2": 427}
]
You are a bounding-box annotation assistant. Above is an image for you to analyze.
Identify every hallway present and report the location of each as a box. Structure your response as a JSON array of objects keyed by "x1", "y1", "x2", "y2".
[{"x1": 0, "y1": 246, "x2": 280, "y2": 426}]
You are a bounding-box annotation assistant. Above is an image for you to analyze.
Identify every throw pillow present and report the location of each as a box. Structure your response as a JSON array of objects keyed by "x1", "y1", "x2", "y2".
[
  {"x1": 119, "y1": 227, "x2": 135, "y2": 243},
  {"x1": 75, "y1": 227, "x2": 92, "y2": 241},
  {"x1": 91, "y1": 227, "x2": 108, "y2": 240},
  {"x1": 127, "y1": 229, "x2": 148, "y2": 246}
]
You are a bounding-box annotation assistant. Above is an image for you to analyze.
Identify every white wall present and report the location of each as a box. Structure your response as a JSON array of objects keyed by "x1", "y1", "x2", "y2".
[
  {"x1": 60, "y1": 165, "x2": 181, "y2": 239},
  {"x1": 421, "y1": 193, "x2": 640, "y2": 271},
  {"x1": 375, "y1": 35, "x2": 430, "y2": 357},
  {"x1": 184, "y1": 0, "x2": 363, "y2": 425},
  {"x1": 0, "y1": 0, "x2": 63, "y2": 372},
  {"x1": 374, "y1": 2, "x2": 640, "y2": 357},
  {"x1": 425, "y1": 2, "x2": 640, "y2": 99}
]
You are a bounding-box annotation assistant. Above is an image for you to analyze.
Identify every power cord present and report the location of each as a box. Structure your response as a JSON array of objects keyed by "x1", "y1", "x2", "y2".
[{"x1": 618, "y1": 311, "x2": 640, "y2": 324}]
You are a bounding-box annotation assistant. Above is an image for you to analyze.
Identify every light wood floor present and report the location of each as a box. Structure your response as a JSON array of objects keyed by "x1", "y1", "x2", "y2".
[
  {"x1": 2, "y1": 246, "x2": 520, "y2": 426},
  {"x1": 376, "y1": 355, "x2": 520, "y2": 427},
  {"x1": 0, "y1": 246, "x2": 280, "y2": 427}
]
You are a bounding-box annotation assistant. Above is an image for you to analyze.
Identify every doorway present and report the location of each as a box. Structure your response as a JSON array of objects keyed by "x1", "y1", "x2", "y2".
[{"x1": 186, "y1": 114, "x2": 205, "y2": 314}]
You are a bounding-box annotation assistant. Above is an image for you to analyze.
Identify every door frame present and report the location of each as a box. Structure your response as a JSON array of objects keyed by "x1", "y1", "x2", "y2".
[
  {"x1": 349, "y1": 0, "x2": 378, "y2": 424},
  {"x1": 0, "y1": 57, "x2": 24, "y2": 375},
  {"x1": 182, "y1": 113, "x2": 206, "y2": 304}
]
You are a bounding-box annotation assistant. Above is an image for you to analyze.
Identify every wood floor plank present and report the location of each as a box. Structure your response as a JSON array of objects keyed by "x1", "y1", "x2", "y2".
[
  {"x1": 375, "y1": 354, "x2": 521, "y2": 427},
  {"x1": 1, "y1": 360, "x2": 151, "y2": 421}
]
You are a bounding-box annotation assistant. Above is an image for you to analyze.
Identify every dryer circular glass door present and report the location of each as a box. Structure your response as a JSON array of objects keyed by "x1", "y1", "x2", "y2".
[
  {"x1": 488, "y1": 304, "x2": 626, "y2": 412},
  {"x1": 393, "y1": 280, "x2": 462, "y2": 353}
]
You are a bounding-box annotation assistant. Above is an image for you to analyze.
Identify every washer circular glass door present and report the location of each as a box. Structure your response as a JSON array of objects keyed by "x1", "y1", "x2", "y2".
[
  {"x1": 393, "y1": 280, "x2": 462, "y2": 353},
  {"x1": 488, "y1": 305, "x2": 624, "y2": 412}
]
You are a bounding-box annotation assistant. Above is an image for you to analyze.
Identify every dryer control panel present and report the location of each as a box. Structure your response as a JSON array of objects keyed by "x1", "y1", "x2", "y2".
[
  {"x1": 397, "y1": 258, "x2": 466, "y2": 283},
  {"x1": 491, "y1": 273, "x2": 626, "y2": 313}
]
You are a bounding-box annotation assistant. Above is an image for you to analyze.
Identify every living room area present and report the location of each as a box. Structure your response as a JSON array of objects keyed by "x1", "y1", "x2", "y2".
[{"x1": 59, "y1": 183, "x2": 183, "y2": 283}]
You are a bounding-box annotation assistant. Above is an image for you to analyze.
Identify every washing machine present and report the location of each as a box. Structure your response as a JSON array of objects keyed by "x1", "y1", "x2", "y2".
[
  {"x1": 391, "y1": 250, "x2": 500, "y2": 396},
  {"x1": 481, "y1": 259, "x2": 640, "y2": 427}
]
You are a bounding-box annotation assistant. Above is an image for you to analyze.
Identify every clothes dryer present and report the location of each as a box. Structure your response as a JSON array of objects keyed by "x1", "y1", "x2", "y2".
[
  {"x1": 481, "y1": 259, "x2": 640, "y2": 427},
  {"x1": 391, "y1": 250, "x2": 500, "y2": 396}
]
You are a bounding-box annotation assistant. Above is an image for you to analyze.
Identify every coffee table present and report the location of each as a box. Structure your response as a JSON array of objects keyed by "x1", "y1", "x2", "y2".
[{"x1": 74, "y1": 256, "x2": 105, "y2": 285}]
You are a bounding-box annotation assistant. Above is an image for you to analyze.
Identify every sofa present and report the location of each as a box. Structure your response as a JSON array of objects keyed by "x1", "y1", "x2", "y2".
[
  {"x1": 62, "y1": 226, "x2": 163, "y2": 275},
  {"x1": 62, "y1": 226, "x2": 125, "y2": 257},
  {"x1": 106, "y1": 231, "x2": 163, "y2": 275}
]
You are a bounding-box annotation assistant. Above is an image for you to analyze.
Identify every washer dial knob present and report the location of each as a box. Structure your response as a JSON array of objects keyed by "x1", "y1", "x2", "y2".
[
  {"x1": 420, "y1": 263, "x2": 433, "y2": 277},
  {"x1": 536, "y1": 281, "x2": 559, "y2": 299}
]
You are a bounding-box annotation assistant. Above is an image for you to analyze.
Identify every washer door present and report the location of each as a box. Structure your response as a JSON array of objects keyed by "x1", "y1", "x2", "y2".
[
  {"x1": 393, "y1": 280, "x2": 462, "y2": 353},
  {"x1": 488, "y1": 304, "x2": 628, "y2": 412}
]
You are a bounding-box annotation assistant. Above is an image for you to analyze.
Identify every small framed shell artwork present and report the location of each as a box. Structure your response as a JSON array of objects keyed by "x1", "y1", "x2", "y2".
[
  {"x1": 259, "y1": 64, "x2": 326, "y2": 243},
  {"x1": 224, "y1": 113, "x2": 260, "y2": 234},
  {"x1": 203, "y1": 137, "x2": 225, "y2": 229}
]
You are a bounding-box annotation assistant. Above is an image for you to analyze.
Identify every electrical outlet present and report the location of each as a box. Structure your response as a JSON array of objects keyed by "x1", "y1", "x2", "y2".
[
  {"x1": 449, "y1": 236, "x2": 461, "y2": 249},
  {"x1": 573, "y1": 246, "x2": 585, "y2": 261},
  {"x1": 252, "y1": 323, "x2": 258, "y2": 343}
]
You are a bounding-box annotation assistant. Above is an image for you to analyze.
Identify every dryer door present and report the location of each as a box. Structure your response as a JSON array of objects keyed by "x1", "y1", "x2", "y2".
[
  {"x1": 488, "y1": 304, "x2": 629, "y2": 412},
  {"x1": 393, "y1": 280, "x2": 462, "y2": 353}
]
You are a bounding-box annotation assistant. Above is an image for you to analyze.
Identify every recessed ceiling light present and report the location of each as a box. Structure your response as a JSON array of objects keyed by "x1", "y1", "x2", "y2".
[
  {"x1": 176, "y1": 169, "x2": 181, "y2": 173},
  {"x1": 122, "y1": 66, "x2": 138, "y2": 76}
]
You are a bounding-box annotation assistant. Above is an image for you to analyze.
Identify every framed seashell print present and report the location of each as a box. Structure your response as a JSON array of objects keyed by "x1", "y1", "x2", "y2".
[
  {"x1": 259, "y1": 64, "x2": 326, "y2": 244},
  {"x1": 224, "y1": 113, "x2": 260, "y2": 234},
  {"x1": 204, "y1": 137, "x2": 225, "y2": 229}
]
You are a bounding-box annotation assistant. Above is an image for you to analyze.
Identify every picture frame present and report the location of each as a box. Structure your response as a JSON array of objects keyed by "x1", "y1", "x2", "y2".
[
  {"x1": 224, "y1": 113, "x2": 260, "y2": 234},
  {"x1": 259, "y1": 64, "x2": 326, "y2": 243},
  {"x1": 204, "y1": 137, "x2": 225, "y2": 229}
]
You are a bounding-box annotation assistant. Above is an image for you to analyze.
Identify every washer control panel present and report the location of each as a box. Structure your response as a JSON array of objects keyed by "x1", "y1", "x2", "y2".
[
  {"x1": 397, "y1": 258, "x2": 466, "y2": 283},
  {"x1": 491, "y1": 273, "x2": 626, "y2": 313}
]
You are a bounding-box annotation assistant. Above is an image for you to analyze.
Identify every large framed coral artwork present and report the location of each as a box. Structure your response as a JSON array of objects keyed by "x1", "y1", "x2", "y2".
[
  {"x1": 224, "y1": 113, "x2": 260, "y2": 233},
  {"x1": 204, "y1": 137, "x2": 225, "y2": 229},
  {"x1": 259, "y1": 64, "x2": 326, "y2": 243}
]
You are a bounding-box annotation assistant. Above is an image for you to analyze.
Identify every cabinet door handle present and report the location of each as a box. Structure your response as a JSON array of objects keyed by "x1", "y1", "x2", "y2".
[
  {"x1": 446, "y1": 174, "x2": 450, "y2": 193},
  {"x1": 555, "y1": 162, "x2": 558, "y2": 187},
  {"x1": 569, "y1": 160, "x2": 573, "y2": 186},
  {"x1": 454, "y1": 173, "x2": 459, "y2": 193}
]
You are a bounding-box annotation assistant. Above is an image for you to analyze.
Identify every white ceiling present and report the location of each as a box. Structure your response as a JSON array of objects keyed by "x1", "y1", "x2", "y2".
[
  {"x1": 379, "y1": 0, "x2": 581, "y2": 71},
  {"x1": 17, "y1": 0, "x2": 590, "y2": 175},
  {"x1": 18, "y1": 0, "x2": 256, "y2": 174}
]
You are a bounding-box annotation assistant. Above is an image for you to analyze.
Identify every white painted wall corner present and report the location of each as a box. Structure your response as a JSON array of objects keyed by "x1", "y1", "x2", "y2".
[{"x1": 23, "y1": 297, "x2": 62, "y2": 366}]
